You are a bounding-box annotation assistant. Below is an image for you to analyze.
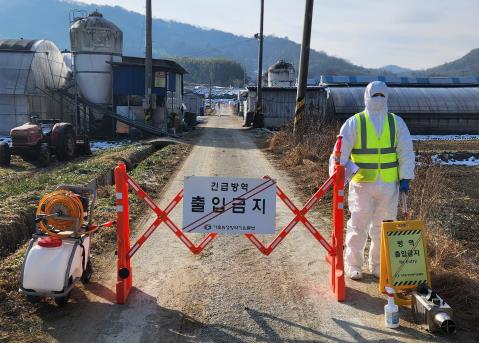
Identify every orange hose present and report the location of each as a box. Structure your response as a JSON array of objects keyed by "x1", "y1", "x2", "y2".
[{"x1": 36, "y1": 190, "x2": 84, "y2": 238}]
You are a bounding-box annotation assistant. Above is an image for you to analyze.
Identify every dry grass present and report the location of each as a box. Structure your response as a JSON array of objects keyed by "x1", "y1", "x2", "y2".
[
  {"x1": 268, "y1": 119, "x2": 340, "y2": 208},
  {"x1": 410, "y1": 156, "x2": 479, "y2": 332},
  {"x1": 0, "y1": 144, "x2": 150, "y2": 258},
  {"x1": 0, "y1": 143, "x2": 192, "y2": 342},
  {"x1": 267, "y1": 119, "x2": 479, "y2": 335}
]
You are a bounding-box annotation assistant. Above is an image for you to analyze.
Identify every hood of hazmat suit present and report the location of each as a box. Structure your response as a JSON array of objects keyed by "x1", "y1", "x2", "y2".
[
  {"x1": 329, "y1": 81, "x2": 415, "y2": 278},
  {"x1": 364, "y1": 81, "x2": 389, "y2": 136}
]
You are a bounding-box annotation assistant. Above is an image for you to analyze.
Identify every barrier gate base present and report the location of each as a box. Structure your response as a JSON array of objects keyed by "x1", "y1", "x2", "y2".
[{"x1": 114, "y1": 137, "x2": 346, "y2": 304}]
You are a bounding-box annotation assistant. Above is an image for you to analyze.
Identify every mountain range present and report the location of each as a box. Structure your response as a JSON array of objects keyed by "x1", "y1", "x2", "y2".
[{"x1": 0, "y1": 0, "x2": 477, "y2": 80}]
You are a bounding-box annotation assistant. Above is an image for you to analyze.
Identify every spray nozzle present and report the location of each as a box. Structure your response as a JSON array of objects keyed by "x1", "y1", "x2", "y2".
[{"x1": 385, "y1": 287, "x2": 396, "y2": 306}]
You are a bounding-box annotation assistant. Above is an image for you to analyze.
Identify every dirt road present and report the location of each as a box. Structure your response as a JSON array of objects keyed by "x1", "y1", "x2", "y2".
[{"x1": 44, "y1": 107, "x2": 438, "y2": 342}]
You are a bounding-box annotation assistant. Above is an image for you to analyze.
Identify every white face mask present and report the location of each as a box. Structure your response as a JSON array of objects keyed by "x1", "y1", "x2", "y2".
[{"x1": 366, "y1": 96, "x2": 387, "y2": 113}]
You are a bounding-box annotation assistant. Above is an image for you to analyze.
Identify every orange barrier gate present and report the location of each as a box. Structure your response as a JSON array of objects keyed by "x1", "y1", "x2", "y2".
[{"x1": 114, "y1": 136, "x2": 346, "y2": 304}]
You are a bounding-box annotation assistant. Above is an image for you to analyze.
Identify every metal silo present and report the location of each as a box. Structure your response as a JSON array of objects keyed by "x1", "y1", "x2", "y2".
[
  {"x1": 267, "y1": 60, "x2": 295, "y2": 87},
  {"x1": 70, "y1": 10, "x2": 122, "y2": 109}
]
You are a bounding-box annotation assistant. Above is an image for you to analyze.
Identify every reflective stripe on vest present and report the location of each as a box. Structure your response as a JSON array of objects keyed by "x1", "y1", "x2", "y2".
[{"x1": 350, "y1": 111, "x2": 399, "y2": 183}]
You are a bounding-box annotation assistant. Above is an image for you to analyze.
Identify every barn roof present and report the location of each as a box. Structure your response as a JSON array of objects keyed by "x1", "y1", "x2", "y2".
[{"x1": 110, "y1": 56, "x2": 187, "y2": 74}]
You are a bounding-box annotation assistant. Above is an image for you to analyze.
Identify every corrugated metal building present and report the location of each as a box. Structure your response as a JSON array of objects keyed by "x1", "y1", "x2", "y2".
[
  {"x1": 110, "y1": 56, "x2": 186, "y2": 132},
  {"x1": 247, "y1": 86, "x2": 327, "y2": 127},
  {"x1": 0, "y1": 39, "x2": 71, "y2": 135},
  {"x1": 248, "y1": 76, "x2": 479, "y2": 134}
]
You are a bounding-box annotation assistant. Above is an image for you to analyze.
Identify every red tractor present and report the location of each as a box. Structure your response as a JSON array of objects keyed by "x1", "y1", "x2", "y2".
[{"x1": 0, "y1": 118, "x2": 91, "y2": 167}]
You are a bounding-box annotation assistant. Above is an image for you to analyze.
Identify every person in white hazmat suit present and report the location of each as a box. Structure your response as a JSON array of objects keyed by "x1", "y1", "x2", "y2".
[{"x1": 331, "y1": 81, "x2": 415, "y2": 280}]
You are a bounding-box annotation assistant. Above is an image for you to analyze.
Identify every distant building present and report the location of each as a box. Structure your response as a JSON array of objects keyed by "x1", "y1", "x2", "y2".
[
  {"x1": 183, "y1": 91, "x2": 204, "y2": 116},
  {"x1": 247, "y1": 86, "x2": 326, "y2": 127},
  {"x1": 110, "y1": 56, "x2": 186, "y2": 133},
  {"x1": 0, "y1": 39, "x2": 71, "y2": 135},
  {"x1": 267, "y1": 60, "x2": 295, "y2": 87},
  {"x1": 247, "y1": 76, "x2": 479, "y2": 134}
]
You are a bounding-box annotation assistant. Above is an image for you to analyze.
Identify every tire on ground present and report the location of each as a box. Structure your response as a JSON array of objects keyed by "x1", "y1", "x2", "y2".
[
  {"x1": 54, "y1": 291, "x2": 71, "y2": 306},
  {"x1": 0, "y1": 142, "x2": 11, "y2": 166},
  {"x1": 80, "y1": 260, "x2": 93, "y2": 284},
  {"x1": 56, "y1": 125, "x2": 76, "y2": 161},
  {"x1": 36, "y1": 144, "x2": 50, "y2": 167},
  {"x1": 26, "y1": 295, "x2": 42, "y2": 303}
]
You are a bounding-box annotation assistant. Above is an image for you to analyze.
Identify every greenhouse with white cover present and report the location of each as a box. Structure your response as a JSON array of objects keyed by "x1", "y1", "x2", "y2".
[{"x1": 0, "y1": 39, "x2": 71, "y2": 135}]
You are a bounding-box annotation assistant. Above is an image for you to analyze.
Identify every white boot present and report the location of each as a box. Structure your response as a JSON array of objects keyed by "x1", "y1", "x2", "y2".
[{"x1": 346, "y1": 266, "x2": 363, "y2": 280}]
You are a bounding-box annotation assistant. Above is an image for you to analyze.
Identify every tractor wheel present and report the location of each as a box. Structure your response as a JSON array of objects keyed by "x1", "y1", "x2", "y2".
[
  {"x1": 54, "y1": 291, "x2": 71, "y2": 306},
  {"x1": 36, "y1": 144, "x2": 50, "y2": 167},
  {"x1": 56, "y1": 126, "x2": 76, "y2": 161},
  {"x1": 0, "y1": 142, "x2": 11, "y2": 166},
  {"x1": 26, "y1": 295, "x2": 42, "y2": 303},
  {"x1": 80, "y1": 260, "x2": 93, "y2": 284}
]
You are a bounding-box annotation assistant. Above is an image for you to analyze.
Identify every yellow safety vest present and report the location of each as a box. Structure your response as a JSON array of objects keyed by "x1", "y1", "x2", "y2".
[{"x1": 350, "y1": 111, "x2": 399, "y2": 183}]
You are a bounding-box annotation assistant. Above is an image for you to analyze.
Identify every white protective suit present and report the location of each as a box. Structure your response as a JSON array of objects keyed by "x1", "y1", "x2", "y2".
[{"x1": 330, "y1": 81, "x2": 415, "y2": 277}]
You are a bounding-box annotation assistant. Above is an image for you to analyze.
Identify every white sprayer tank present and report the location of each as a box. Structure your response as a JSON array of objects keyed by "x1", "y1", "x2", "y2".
[
  {"x1": 70, "y1": 11, "x2": 122, "y2": 108},
  {"x1": 22, "y1": 237, "x2": 91, "y2": 293}
]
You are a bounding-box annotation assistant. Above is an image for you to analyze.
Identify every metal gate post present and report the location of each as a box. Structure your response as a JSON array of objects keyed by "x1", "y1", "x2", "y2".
[
  {"x1": 115, "y1": 163, "x2": 132, "y2": 304},
  {"x1": 331, "y1": 136, "x2": 346, "y2": 301}
]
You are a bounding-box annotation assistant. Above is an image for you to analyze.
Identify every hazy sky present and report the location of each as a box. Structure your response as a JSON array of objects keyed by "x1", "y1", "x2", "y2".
[{"x1": 76, "y1": 0, "x2": 478, "y2": 69}]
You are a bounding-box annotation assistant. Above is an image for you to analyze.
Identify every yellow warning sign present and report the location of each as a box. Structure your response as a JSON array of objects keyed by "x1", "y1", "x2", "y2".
[{"x1": 379, "y1": 219, "x2": 431, "y2": 306}]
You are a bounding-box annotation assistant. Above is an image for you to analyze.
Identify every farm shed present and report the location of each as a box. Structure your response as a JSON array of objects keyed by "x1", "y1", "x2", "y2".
[
  {"x1": 247, "y1": 86, "x2": 327, "y2": 127},
  {"x1": 110, "y1": 56, "x2": 186, "y2": 132}
]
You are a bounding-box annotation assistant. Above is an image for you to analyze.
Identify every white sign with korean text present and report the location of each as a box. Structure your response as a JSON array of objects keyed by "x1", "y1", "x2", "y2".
[{"x1": 183, "y1": 176, "x2": 276, "y2": 234}]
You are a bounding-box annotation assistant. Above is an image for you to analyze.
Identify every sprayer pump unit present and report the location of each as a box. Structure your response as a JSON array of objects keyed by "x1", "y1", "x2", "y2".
[
  {"x1": 19, "y1": 184, "x2": 114, "y2": 306},
  {"x1": 411, "y1": 284, "x2": 456, "y2": 335}
]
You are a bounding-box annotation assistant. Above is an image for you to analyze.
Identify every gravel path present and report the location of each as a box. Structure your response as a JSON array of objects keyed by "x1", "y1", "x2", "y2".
[{"x1": 45, "y1": 107, "x2": 442, "y2": 342}]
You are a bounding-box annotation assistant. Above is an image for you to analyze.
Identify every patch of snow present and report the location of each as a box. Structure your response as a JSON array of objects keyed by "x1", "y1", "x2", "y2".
[
  {"x1": 412, "y1": 134, "x2": 479, "y2": 141},
  {"x1": 90, "y1": 140, "x2": 130, "y2": 152},
  {"x1": 432, "y1": 154, "x2": 479, "y2": 166},
  {"x1": 1, "y1": 136, "x2": 130, "y2": 152}
]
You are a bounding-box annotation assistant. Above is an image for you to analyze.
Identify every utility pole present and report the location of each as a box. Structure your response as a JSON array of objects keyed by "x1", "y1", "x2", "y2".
[
  {"x1": 252, "y1": 0, "x2": 264, "y2": 128},
  {"x1": 144, "y1": 0, "x2": 153, "y2": 123},
  {"x1": 209, "y1": 64, "x2": 213, "y2": 109},
  {"x1": 293, "y1": 0, "x2": 314, "y2": 138}
]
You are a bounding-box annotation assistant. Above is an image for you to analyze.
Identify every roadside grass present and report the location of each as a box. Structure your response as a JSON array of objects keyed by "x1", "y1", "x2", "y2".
[
  {"x1": 0, "y1": 144, "x2": 148, "y2": 258},
  {"x1": 269, "y1": 119, "x2": 340, "y2": 211},
  {"x1": 0, "y1": 143, "x2": 192, "y2": 342},
  {"x1": 266, "y1": 119, "x2": 479, "y2": 336}
]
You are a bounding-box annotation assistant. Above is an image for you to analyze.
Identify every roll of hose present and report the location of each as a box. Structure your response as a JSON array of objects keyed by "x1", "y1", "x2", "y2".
[{"x1": 36, "y1": 190, "x2": 84, "y2": 238}]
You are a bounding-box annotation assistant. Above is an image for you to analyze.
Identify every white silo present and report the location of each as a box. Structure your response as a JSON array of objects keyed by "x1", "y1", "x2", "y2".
[
  {"x1": 267, "y1": 60, "x2": 295, "y2": 87},
  {"x1": 70, "y1": 11, "x2": 122, "y2": 109}
]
